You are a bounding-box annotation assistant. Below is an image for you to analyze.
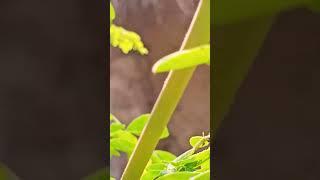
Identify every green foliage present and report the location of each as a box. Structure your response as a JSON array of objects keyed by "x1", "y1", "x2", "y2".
[
  {"x1": 110, "y1": 113, "x2": 170, "y2": 158},
  {"x1": 140, "y1": 134, "x2": 210, "y2": 180},
  {"x1": 110, "y1": 114, "x2": 210, "y2": 180},
  {"x1": 213, "y1": 17, "x2": 274, "y2": 132},
  {"x1": 120, "y1": 0, "x2": 210, "y2": 179},
  {"x1": 82, "y1": 168, "x2": 108, "y2": 180},
  {"x1": 110, "y1": 3, "x2": 115, "y2": 24},
  {"x1": 152, "y1": 44, "x2": 210, "y2": 73},
  {"x1": 309, "y1": 0, "x2": 320, "y2": 12},
  {"x1": 126, "y1": 114, "x2": 169, "y2": 139},
  {"x1": 109, "y1": 3, "x2": 148, "y2": 55},
  {"x1": 111, "y1": 0, "x2": 211, "y2": 179},
  {"x1": 0, "y1": 163, "x2": 19, "y2": 180},
  {"x1": 215, "y1": 0, "x2": 304, "y2": 25}
]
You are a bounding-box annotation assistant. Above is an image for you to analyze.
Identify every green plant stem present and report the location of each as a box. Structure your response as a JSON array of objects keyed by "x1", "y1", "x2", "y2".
[{"x1": 120, "y1": 0, "x2": 210, "y2": 179}]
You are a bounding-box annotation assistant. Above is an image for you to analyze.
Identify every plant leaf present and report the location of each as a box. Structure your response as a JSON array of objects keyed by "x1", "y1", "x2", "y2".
[
  {"x1": 110, "y1": 145, "x2": 120, "y2": 157},
  {"x1": 110, "y1": 123, "x2": 125, "y2": 135},
  {"x1": 110, "y1": 3, "x2": 115, "y2": 24},
  {"x1": 151, "y1": 150, "x2": 177, "y2": 163},
  {"x1": 110, "y1": 138, "x2": 135, "y2": 155},
  {"x1": 190, "y1": 170, "x2": 210, "y2": 180},
  {"x1": 110, "y1": 24, "x2": 148, "y2": 55},
  {"x1": 215, "y1": 0, "x2": 305, "y2": 25},
  {"x1": 152, "y1": 44, "x2": 210, "y2": 73},
  {"x1": 189, "y1": 136, "x2": 202, "y2": 148},
  {"x1": 189, "y1": 136, "x2": 209, "y2": 148},
  {"x1": 112, "y1": 130, "x2": 137, "y2": 144},
  {"x1": 110, "y1": 113, "x2": 121, "y2": 124},
  {"x1": 127, "y1": 114, "x2": 169, "y2": 139},
  {"x1": 0, "y1": 163, "x2": 19, "y2": 180},
  {"x1": 213, "y1": 17, "x2": 274, "y2": 133},
  {"x1": 156, "y1": 172, "x2": 200, "y2": 180},
  {"x1": 82, "y1": 168, "x2": 108, "y2": 180}
]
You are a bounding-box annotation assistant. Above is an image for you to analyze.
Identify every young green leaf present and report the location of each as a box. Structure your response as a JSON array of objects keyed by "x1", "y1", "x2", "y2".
[
  {"x1": 110, "y1": 25, "x2": 148, "y2": 55},
  {"x1": 172, "y1": 149, "x2": 195, "y2": 164},
  {"x1": 151, "y1": 150, "x2": 177, "y2": 163},
  {"x1": 141, "y1": 170, "x2": 161, "y2": 180},
  {"x1": 175, "y1": 153, "x2": 209, "y2": 173},
  {"x1": 198, "y1": 159, "x2": 210, "y2": 172},
  {"x1": 141, "y1": 163, "x2": 168, "y2": 180},
  {"x1": 146, "y1": 163, "x2": 167, "y2": 171},
  {"x1": 156, "y1": 172, "x2": 200, "y2": 180},
  {"x1": 190, "y1": 170, "x2": 210, "y2": 180},
  {"x1": 110, "y1": 138, "x2": 135, "y2": 155},
  {"x1": 109, "y1": 1, "x2": 148, "y2": 55},
  {"x1": 82, "y1": 168, "x2": 108, "y2": 180},
  {"x1": 126, "y1": 114, "x2": 169, "y2": 139},
  {"x1": 189, "y1": 136, "x2": 209, "y2": 148},
  {"x1": 112, "y1": 130, "x2": 137, "y2": 144},
  {"x1": 110, "y1": 113, "x2": 121, "y2": 124},
  {"x1": 152, "y1": 44, "x2": 210, "y2": 73},
  {"x1": 0, "y1": 163, "x2": 19, "y2": 180},
  {"x1": 110, "y1": 123, "x2": 125, "y2": 136},
  {"x1": 110, "y1": 129, "x2": 138, "y2": 157},
  {"x1": 110, "y1": 3, "x2": 115, "y2": 24},
  {"x1": 110, "y1": 145, "x2": 120, "y2": 157},
  {"x1": 189, "y1": 136, "x2": 202, "y2": 148}
]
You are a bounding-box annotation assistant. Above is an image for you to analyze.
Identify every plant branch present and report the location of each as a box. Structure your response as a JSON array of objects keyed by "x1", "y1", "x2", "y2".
[{"x1": 120, "y1": 0, "x2": 210, "y2": 179}]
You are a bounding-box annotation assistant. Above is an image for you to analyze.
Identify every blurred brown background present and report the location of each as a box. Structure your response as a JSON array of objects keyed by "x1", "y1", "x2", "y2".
[
  {"x1": 110, "y1": 0, "x2": 210, "y2": 178},
  {"x1": 214, "y1": 8, "x2": 320, "y2": 180},
  {"x1": 0, "y1": 0, "x2": 106, "y2": 179}
]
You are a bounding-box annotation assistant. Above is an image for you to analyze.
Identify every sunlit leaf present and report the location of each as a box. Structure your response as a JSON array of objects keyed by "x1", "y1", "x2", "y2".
[
  {"x1": 189, "y1": 136, "x2": 209, "y2": 148},
  {"x1": 127, "y1": 114, "x2": 169, "y2": 139},
  {"x1": 110, "y1": 138, "x2": 135, "y2": 155},
  {"x1": 151, "y1": 150, "x2": 177, "y2": 163},
  {"x1": 198, "y1": 159, "x2": 210, "y2": 172},
  {"x1": 179, "y1": 148, "x2": 210, "y2": 165},
  {"x1": 110, "y1": 25, "x2": 148, "y2": 55},
  {"x1": 156, "y1": 172, "x2": 200, "y2": 180},
  {"x1": 110, "y1": 146, "x2": 120, "y2": 157},
  {"x1": 152, "y1": 44, "x2": 210, "y2": 73},
  {"x1": 110, "y1": 113, "x2": 121, "y2": 124},
  {"x1": 110, "y1": 3, "x2": 115, "y2": 24},
  {"x1": 190, "y1": 170, "x2": 210, "y2": 180},
  {"x1": 110, "y1": 123, "x2": 125, "y2": 135}
]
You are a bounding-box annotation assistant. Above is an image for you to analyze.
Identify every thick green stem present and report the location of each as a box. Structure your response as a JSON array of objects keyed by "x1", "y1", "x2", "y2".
[{"x1": 120, "y1": 0, "x2": 210, "y2": 179}]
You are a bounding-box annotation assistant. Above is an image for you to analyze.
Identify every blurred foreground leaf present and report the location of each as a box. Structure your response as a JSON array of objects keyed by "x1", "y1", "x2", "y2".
[
  {"x1": 213, "y1": 17, "x2": 274, "y2": 133},
  {"x1": 0, "y1": 163, "x2": 19, "y2": 180},
  {"x1": 82, "y1": 168, "x2": 107, "y2": 180}
]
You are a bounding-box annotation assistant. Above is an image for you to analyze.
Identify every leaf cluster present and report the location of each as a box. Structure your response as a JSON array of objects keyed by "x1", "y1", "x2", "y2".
[
  {"x1": 110, "y1": 3, "x2": 148, "y2": 55},
  {"x1": 140, "y1": 134, "x2": 210, "y2": 180},
  {"x1": 110, "y1": 113, "x2": 210, "y2": 180}
]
